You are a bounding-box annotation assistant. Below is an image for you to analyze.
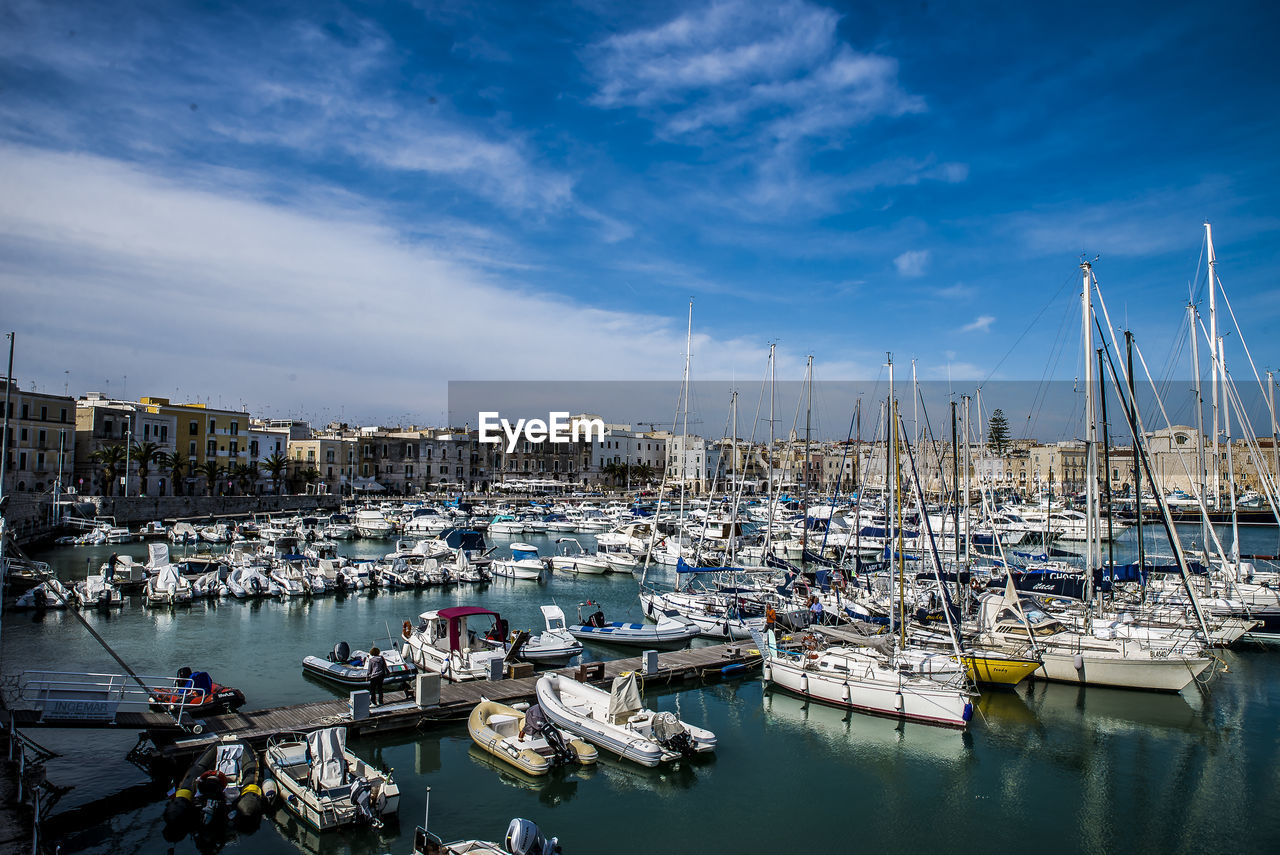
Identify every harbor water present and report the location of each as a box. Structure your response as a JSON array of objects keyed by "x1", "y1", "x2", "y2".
[{"x1": 7, "y1": 526, "x2": 1280, "y2": 855}]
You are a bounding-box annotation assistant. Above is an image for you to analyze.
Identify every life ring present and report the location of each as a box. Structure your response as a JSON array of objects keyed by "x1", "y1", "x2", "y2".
[
  {"x1": 803, "y1": 635, "x2": 820, "y2": 651},
  {"x1": 807, "y1": 651, "x2": 820, "y2": 661},
  {"x1": 198, "y1": 769, "x2": 229, "y2": 789},
  {"x1": 402, "y1": 620, "x2": 413, "y2": 640},
  {"x1": 969, "y1": 577, "x2": 981, "y2": 592}
]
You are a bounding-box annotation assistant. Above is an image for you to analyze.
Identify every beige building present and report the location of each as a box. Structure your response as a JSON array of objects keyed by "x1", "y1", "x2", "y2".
[{"x1": 1, "y1": 378, "x2": 76, "y2": 497}]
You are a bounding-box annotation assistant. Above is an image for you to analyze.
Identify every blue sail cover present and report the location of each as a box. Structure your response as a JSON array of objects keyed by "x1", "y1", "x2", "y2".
[{"x1": 675, "y1": 557, "x2": 740, "y2": 574}]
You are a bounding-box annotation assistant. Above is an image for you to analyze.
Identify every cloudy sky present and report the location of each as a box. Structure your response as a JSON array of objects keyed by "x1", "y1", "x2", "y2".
[{"x1": 1, "y1": 0, "x2": 1277, "y2": 435}]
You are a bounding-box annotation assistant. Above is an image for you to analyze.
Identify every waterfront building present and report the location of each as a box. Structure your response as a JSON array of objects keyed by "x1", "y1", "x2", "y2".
[{"x1": 1, "y1": 378, "x2": 76, "y2": 497}]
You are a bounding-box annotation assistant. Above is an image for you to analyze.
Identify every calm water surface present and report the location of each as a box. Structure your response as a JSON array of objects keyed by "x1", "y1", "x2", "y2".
[{"x1": 6, "y1": 527, "x2": 1280, "y2": 855}]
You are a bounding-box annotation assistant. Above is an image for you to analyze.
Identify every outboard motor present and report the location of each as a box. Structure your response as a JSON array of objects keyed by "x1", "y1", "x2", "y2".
[
  {"x1": 651, "y1": 711, "x2": 696, "y2": 757},
  {"x1": 588, "y1": 610, "x2": 606, "y2": 628},
  {"x1": 349, "y1": 776, "x2": 382, "y2": 828},
  {"x1": 505, "y1": 818, "x2": 560, "y2": 855},
  {"x1": 523, "y1": 705, "x2": 572, "y2": 765},
  {"x1": 330, "y1": 641, "x2": 351, "y2": 663}
]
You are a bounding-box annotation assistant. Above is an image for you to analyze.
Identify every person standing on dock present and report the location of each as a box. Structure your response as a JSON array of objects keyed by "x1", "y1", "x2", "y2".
[{"x1": 367, "y1": 647, "x2": 387, "y2": 706}]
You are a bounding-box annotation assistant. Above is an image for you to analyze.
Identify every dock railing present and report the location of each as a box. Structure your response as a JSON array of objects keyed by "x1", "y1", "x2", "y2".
[{"x1": 16, "y1": 670, "x2": 202, "y2": 728}]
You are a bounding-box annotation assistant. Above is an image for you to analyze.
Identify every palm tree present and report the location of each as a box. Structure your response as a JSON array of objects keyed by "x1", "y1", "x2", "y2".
[
  {"x1": 90, "y1": 443, "x2": 127, "y2": 496},
  {"x1": 262, "y1": 453, "x2": 289, "y2": 495},
  {"x1": 302, "y1": 467, "x2": 321, "y2": 494},
  {"x1": 199, "y1": 460, "x2": 222, "y2": 496},
  {"x1": 233, "y1": 463, "x2": 258, "y2": 495},
  {"x1": 162, "y1": 452, "x2": 189, "y2": 496},
  {"x1": 130, "y1": 440, "x2": 161, "y2": 496},
  {"x1": 632, "y1": 463, "x2": 655, "y2": 485}
]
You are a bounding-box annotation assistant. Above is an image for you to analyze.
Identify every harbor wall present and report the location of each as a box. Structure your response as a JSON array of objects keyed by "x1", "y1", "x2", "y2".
[{"x1": 73, "y1": 494, "x2": 342, "y2": 525}]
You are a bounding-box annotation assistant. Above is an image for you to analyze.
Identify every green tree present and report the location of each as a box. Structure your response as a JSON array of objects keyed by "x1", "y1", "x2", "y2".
[
  {"x1": 233, "y1": 463, "x2": 258, "y2": 495},
  {"x1": 262, "y1": 453, "x2": 289, "y2": 495},
  {"x1": 199, "y1": 460, "x2": 222, "y2": 496},
  {"x1": 988, "y1": 408, "x2": 1011, "y2": 457},
  {"x1": 90, "y1": 443, "x2": 127, "y2": 496},
  {"x1": 301, "y1": 467, "x2": 321, "y2": 494},
  {"x1": 130, "y1": 440, "x2": 161, "y2": 496},
  {"x1": 162, "y1": 452, "x2": 189, "y2": 496}
]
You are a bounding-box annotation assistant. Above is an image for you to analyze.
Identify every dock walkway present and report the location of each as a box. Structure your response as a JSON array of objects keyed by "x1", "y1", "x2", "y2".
[{"x1": 10, "y1": 643, "x2": 760, "y2": 760}]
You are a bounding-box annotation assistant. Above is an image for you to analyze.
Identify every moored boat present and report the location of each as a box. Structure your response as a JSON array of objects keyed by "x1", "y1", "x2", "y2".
[
  {"x1": 303, "y1": 641, "x2": 417, "y2": 688},
  {"x1": 467, "y1": 700, "x2": 597, "y2": 776},
  {"x1": 265, "y1": 727, "x2": 399, "y2": 830},
  {"x1": 567, "y1": 603, "x2": 699, "y2": 649}
]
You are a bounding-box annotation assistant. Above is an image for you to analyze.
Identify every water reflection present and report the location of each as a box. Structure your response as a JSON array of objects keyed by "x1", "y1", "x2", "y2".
[
  {"x1": 465, "y1": 744, "x2": 592, "y2": 806},
  {"x1": 761, "y1": 686, "x2": 973, "y2": 764}
]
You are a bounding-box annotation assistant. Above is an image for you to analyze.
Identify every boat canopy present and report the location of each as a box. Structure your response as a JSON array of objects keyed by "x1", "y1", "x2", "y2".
[
  {"x1": 442, "y1": 528, "x2": 486, "y2": 550},
  {"x1": 511, "y1": 544, "x2": 539, "y2": 561},
  {"x1": 675, "y1": 558, "x2": 740, "y2": 574},
  {"x1": 307, "y1": 727, "x2": 349, "y2": 790},
  {"x1": 433, "y1": 607, "x2": 502, "y2": 651}
]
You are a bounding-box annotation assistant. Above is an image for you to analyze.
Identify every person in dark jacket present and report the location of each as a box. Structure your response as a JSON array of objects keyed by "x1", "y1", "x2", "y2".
[{"x1": 367, "y1": 647, "x2": 387, "y2": 705}]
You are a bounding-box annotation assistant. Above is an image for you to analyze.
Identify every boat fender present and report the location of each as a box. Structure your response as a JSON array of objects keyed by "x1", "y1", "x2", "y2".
[
  {"x1": 894, "y1": 692, "x2": 904, "y2": 712},
  {"x1": 720, "y1": 663, "x2": 746, "y2": 677},
  {"x1": 402, "y1": 620, "x2": 414, "y2": 640},
  {"x1": 261, "y1": 777, "x2": 279, "y2": 805},
  {"x1": 962, "y1": 702, "x2": 974, "y2": 722},
  {"x1": 1073, "y1": 653, "x2": 1085, "y2": 671}
]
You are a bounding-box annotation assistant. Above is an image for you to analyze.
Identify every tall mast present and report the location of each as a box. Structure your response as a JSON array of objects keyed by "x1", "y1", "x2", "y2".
[
  {"x1": 1270, "y1": 371, "x2": 1279, "y2": 495},
  {"x1": 1222, "y1": 331, "x2": 1240, "y2": 574},
  {"x1": 1189, "y1": 304, "x2": 1209, "y2": 563},
  {"x1": 886, "y1": 353, "x2": 896, "y2": 639},
  {"x1": 678, "y1": 298, "x2": 692, "y2": 545},
  {"x1": 1127, "y1": 332, "x2": 1145, "y2": 596},
  {"x1": 1097, "y1": 348, "x2": 1115, "y2": 600},
  {"x1": 730, "y1": 389, "x2": 738, "y2": 565},
  {"x1": 951, "y1": 400, "x2": 961, "y2": 600},
  {"x1": 762, "y1": 344, "x2": 776, "y2": 557},
  {"x1": 1207, "y1": 222, "x2": 1220, "y2": 508},
  {"x1": 1081, "y1": 261, "x2": 1098, "y2": 609},
  {"x1": 962, "y1": 395, "x2": 972, "y2": 569},
  {"x1": 802, "y1": 355, "x2": 813, "y2": 557}
]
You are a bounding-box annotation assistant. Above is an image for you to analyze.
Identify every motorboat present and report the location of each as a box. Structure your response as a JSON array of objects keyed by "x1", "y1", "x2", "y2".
[
  {"x1": 550, "y1": 538, "x2": 609, "y2": 575},
  {"x1": 14, "y1": 579, "x2": 72, "y2": 610},
  {"x1": 491, "y1": 543, "x2": 545, "y2": 581},
  {"x1": 567, "y1": 603, "x2": 700, "y2": 649},
  {"x1": 536, "y1": 672, "x2": 716, "y2": 767},
  {"x1": 488, "y1": 514, "x2": 525, "y2": 535},
  {"x1": 162, "y1": 736, "x2": 270, "y2": 844},
  {"x1": 72, "y1": 573, "x2": 126, "y2": 609},
  {"x1": 139, "y1": 520, "x2": 169, "y2": 540},
  {"x1": 266, "y1": 727, "x2": 399, "y2": 830},
  {"x1": 199, "y1": 523, "x2": 235, "y2": 544},
  {"x1": 170, "y1": 522, "x2": 199, "y2": 544},
  {"x1": 354, "y1": 508, "x2": 396, "y2": 538},
  {"x1": 150, "y1": 667, "x2": 246, "y2": 715},
  {"x1": 486, "y1": 605, "x2": 583, "y2": 663},
  {"x1": 303, "y1": 642, "x2": 417, "y2": 689},
  {"x1": 413, "y1": 818, "x2": 560, "y2": 855},
  {"x1": 145, "y1": 564, "x2": 195, "y2": 606},
  {"x1": 226, "y1": 564, "x2": 277, "y2": 598},
  {"x1": 401, "y1": 607, "x2": 508, "y2": 682},
  {"x1": 468, "y1": 700, "x2": 597, "y2": 776},
  {"x1": 323, "y1": 513, "x2": 356, "y2": 540}
]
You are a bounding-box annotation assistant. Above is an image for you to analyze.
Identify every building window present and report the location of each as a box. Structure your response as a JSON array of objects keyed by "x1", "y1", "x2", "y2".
[
  {"x1": 326, "y1": 450, "x2": 335, "y2": 463},
  {"x1": 230, "y1": 421, "x2": 238, "y2": 435},
  {"x1": 209, "y1": 418, "x2": 216, "y2": 433},
  {"x1": 144, "y1": 423, "x2": 150, "y2": 440},
  {"x1": 189, "y1": 441, "x2": 197, "y2": 456},
  {"x1": 104, "y1": 420, "x2": 113, "y2": 436},
  {"x1": 19, "y1": 428, "x2": 27, "y2": 442},
  {"x1": 190, "y1": 420, "x2": 199, "y2": 435},
  {"x1": 440, "y1": 465, "x2": 448, "y2": 475},
  {"x1": 230, "y1": 441, "x2": 239, "y2": 455},
  {"x1": 160, "y1": 425, "x2": 168, "y2": 442},
  {"x1": 207, "y1": 440, "x2": 217, "y2": 456},
  {"x1": 307, "y1": 449, "x2": 315, "y2": 461},
  {"x1": 39, "y1": 406, "x2": 46, "y2": 421},
  {"x1": 60, "y1": 408, "x2": 67, "y2": 423}
]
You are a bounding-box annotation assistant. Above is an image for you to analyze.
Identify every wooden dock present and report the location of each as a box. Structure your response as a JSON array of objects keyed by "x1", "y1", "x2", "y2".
[{"x1": 133, "y1": 642, "x2": 761, "y2": 759}]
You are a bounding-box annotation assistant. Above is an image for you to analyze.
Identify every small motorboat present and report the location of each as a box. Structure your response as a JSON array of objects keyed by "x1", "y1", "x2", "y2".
[
  {"x1": 467, "y1": 700, "x2": 597, "y2": 777},
  {"x1": 567, "y1": 603, "x2": 700, "y2": 649},
  {"x1": 414, "y1": 818, "x2": 560, "y2": 855},
  {"x1": 72, "y1": 574, "x2": 125, "y2": 609},
  {"x1": 139, "y1": 520, "x2": 169, "y2": 540},
  {"x1": 486, "y1": 605, "x2": 583, "y2": 663},
  {"x1": 401, "y1": 607, "x2": 508, "y2": 682},
  {"x1": 265, "y1": 727, "x2": 399, "y2": 831},
  {"x1": 151, "y1": 667, "x2": 246, "y2": 715},
  {"x1": 303, "y1": 642, "x2": 417, "y2": 689},
  {"x1": 145, "y1": 565, "x2": 195, "y2": 606},
  {"x1": 491, "y1": 543, "x2": 545, "y2": 581},
  {"x1": 162, "y1": 736, "x2": 272, "y2": 844},
  {"x1": 13, "y1": 579, "x2": 72, "y2": 610},
  {"x1": 536, "y1": 672, "x2": 716, "y2": 767},
  {"x1": 550, "y1": 538, "x2": 609, "y2": 575}
]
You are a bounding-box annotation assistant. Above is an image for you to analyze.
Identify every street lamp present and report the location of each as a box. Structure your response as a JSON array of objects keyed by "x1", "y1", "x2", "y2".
[{"x1": 124, "y1": 413, "x2": 133, "y2": 497}]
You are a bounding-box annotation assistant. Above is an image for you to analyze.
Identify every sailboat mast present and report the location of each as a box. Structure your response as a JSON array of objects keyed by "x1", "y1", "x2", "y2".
[
  {"x1": 1207, "y1": 222, "x2": 1220, "y2": 508},
  {"x1": 1269, "y1": 371, "x2": 1279, "y2": 492},
  {"x1": 802, "y1": 355, "x2": 813, "y2": 557},
  {"x1": 1081, "y1": 261, "x2": 1098, "y2": 608},
  {"x1": 1097, "y1": 347, "x2": 1115, "y2": 601},
  {"x1": 1189, "y1": 304, "x2": 1209, "y2": 563},
  {"x1": 678, "y1": 299, "x2": 692, "y2": 553},
  {"x1": 951, "y1": 400, "x2": 961, "y2": 601},
  {"x1": 962, "y1": 395, "x2": 972, "y2": 569}
]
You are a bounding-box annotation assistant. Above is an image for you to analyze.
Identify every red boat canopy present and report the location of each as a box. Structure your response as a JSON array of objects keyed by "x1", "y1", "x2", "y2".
[{"x1": 436, "y1": 607, "x2": 501, "y2": 652}]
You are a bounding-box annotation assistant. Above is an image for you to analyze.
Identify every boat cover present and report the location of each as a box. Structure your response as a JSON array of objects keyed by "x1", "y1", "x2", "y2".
[
  {"x1": 149, "y1": 542, "x2": 170, "y2": 568},
  {"x1": 607, "y1": 673, "x2": 642, "y2": 725},
  {"x1": 308, "y1": 727, "x2": 349, "y2": 792},
  {"x1": 215, "y1": 742, "x2": 245, "y2": 777},
  {"x1": 155, "y1": 566, "x2": 181, "y2": 592}
]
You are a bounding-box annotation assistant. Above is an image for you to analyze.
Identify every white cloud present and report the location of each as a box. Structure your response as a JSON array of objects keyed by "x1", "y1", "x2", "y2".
[
  {"x1": 894, "y1": 250, "x2": 930, "y2": 277},
  {"x1": 960, "y1": 315, "x2": 996, "y2": 334},
  {"x1": 587, "y1": 0, "x2": 923, "y2": 146},
  {"x1": 0, "y1": 145, "x2": 792, "y2": 421}
]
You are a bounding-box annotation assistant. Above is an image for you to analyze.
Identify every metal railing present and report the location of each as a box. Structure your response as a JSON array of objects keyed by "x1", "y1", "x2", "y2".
[{"x1": 16, "y1": 670, "x2": 202, "y2": 727}]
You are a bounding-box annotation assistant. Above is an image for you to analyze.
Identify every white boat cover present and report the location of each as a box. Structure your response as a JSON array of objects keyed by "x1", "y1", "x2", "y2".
[
  {"x1": 155, "y1": 565, "x2": 181, "y2": 593},
  {"x1": 308, "y1": 727, "x2": 349, "y2": 791},
  {"x1": 607, "y1": 672, "x2": 642, "y2": 725},
  {"x1": 541, "y1": 605, "x2": 567, "y2": 631},
  {"x1": 149, "y1": 542, "x2": 171, "y2": 567},
  {"x1": 215, "y1": 742, "x2": 245, "y2": 777}
]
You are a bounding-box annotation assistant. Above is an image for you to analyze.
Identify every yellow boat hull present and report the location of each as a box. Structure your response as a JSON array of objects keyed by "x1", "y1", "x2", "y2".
[{"x1": 963, "y1": 654, "x2": 1041, "y2": 687}]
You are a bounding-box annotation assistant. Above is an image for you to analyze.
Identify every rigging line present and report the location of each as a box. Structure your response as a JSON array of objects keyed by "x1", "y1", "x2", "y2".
[
  {"x1": 981, "y1": 269, "x2": 1076, "y2": 388},
  {"x1": 1026, "y1": 301, "x2": 1075, "y2": 441},
  {"x1": 1216, "y1": 271, "x2": 1273, "y2": 400}
]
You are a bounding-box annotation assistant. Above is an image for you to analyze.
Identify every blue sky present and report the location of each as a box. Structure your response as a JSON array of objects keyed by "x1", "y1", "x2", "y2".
[{"x1": 1, "y1": 0, "x2": 1278, "y2": 434}]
